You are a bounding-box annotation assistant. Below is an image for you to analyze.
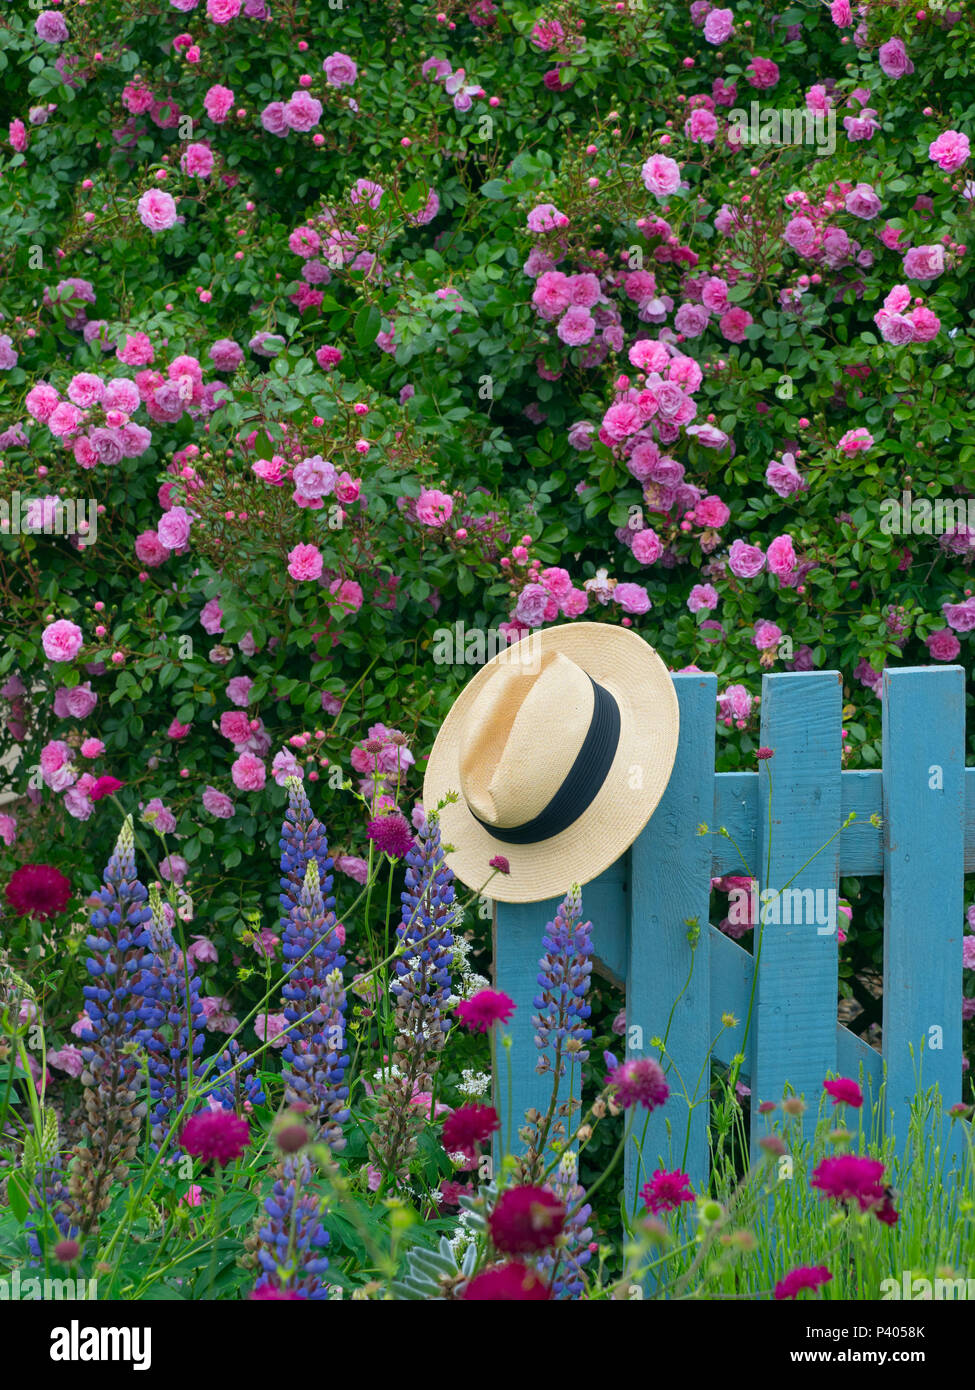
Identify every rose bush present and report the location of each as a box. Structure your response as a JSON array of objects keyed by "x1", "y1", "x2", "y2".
[{"x1": 1, "y1": 0, "x2": 974, "y2": 1116}]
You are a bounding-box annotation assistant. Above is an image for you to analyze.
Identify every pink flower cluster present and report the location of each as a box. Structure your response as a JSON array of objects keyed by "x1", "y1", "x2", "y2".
[
  {"x1": 260, "y1": 90, "x2": 324, "y2": 137},
  {"x1": 873, "y1": 284, "x2": 941, "y2": 346},
  {"x1": 25, "y1": 373, "x2": 151, "y2": 468}
]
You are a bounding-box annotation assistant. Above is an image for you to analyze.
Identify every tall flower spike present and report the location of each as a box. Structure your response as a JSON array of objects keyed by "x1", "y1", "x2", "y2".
[
  {"x1": 373, "y1": 814, "x2": 456, "y2": 1183},
  {"x1": 531, "y1": 890, "x2": 595, "y2": 1296},
  {"x1": 253, "y1": 1152, "x2": 330, "y2": 1299},
  {"x1": 536, "y1": 1151, "x2": 594, "y2": 1300},
  {"x1": 394, "y1": 813, "x2": 456, "y2": 1052},
  {"x1": 69, "y1": 817, "x2": 152, "y2": 1233},
  {"x1": 279, "y1": 776, "x2": 335, "y2": 933},
  {"x1": 281, "y1": 848, "x2": 349, "y2": 1149},
  {"x1": 533, "y1": 886, "x2": 593, "y2": 1080},
  {"x1": 0, "y1": 960, "x2": 79, "y2": 1258},
  {"x1": 132, "y1": 884, "x2": 206, "y2": 1146}
]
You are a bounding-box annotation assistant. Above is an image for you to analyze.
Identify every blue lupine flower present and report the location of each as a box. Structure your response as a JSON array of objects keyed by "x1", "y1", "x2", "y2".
[
  {"x1": 539, "y1": 1155, "x2": 594, "y2": 1300},
  {"x1": 70, "y1": 817, "x2": 153, "y2": 1229},
  {"x1": 27, "y1": 1162, "x2": 79, "y2": 1260},
  {"x1": 132, "y1": 886, "x2": 206, "y2": 1145},
  {"x1": 254, "y1": 1152, "x2": 330, "y2": 1299},
  {"x1": 279, "y1": 782, "x2": 349, "y2": 1151},
  {"x1": 394, "y1": 813, "x2": 455, "y2": 1047},
  {"x1": 532, "y1": 886, "x2": 593, "y2": 1077},
  {"x1": 279, "y1": 776, "x2": 334, "y2": 929},
  {"x1": 532, "y1": 888, "x2": 595, "y2": 1298}
]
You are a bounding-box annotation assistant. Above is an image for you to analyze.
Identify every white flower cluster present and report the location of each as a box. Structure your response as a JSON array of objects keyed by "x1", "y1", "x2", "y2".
[
  {"x1": 447, "y1": 1210, "x2": 478, "y2": 1260},
  {"x1": 458, "y1": 1068, "x2": 492, "y2": 1098},
  {"x1": 372, "y1": 1063, "x2": 404, "y2": 1083}
]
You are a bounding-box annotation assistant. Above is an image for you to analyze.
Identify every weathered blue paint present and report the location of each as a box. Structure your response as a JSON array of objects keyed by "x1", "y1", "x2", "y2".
[
  {"x1": 881, "y1": 667, "x2": 965, "y2": 1169},
  {"x1": 751, "y1": 672, "x2": 842, "y2": 1154},
  {"x1": 625, "y1": 673, "x2": 716, "y2": 1211}
]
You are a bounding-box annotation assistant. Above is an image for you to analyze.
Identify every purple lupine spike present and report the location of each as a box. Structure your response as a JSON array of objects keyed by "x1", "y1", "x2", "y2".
[
  {"x1": 537, "y1": 1155, "x2": 594, "y2": 1299},
  {"x1": 279, "y1": 776, "x2": 335, "y2": 932},
  {"x1": 131, "y1": 886, "x2": 207, "y2": 1145},
  {"x1": 253, "y1": 1152, "x2": 330, "y2": 1299},
  {"x1": 281, "y1": 854, "x2": 349, "y2": 1150},
  {"x1": 69, "y1": 816, "x2": 152, "y2": 1232},
  {"x1": 373, "y1": 814, "x2": 456, "y2": 1182},
  {"x1": 394, "y1": 813, "x2": 455, "y2": 1043},
  {"x1": 532, "y1": 886, "x2": 593, "y2": 1078},
  {"x1": 531, "y1": 888, "x2": 595, "y2": 1297},
  {"x1": 27, "y1": 1162, "x2": 79, "y2": 1261}
]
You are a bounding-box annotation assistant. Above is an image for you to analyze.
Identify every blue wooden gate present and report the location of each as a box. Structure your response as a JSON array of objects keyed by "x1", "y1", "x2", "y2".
[{"x1": 495, "y1": 666, "x2": 971, "y2": 1210}]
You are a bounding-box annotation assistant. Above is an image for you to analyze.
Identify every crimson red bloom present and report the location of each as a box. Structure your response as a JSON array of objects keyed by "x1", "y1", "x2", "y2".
[
  {"x1": 823, "y1": 1076, "x2": 863, "y2": 1108},
  {"x1": 489, "y1": 1185, "x2": 566, "y2": 1254},
  {"x1": 455, "y1": 988, "x2": 515, "y2": 1033},
  {"x1": 640, "y1": 1168, "x2": 695, "y2": 1215},
  {"x1": 89, "y1": 775, "x2": 124, "y2": 801},
  {"x1": 774, "y1": 1265, "x2": 833, "y2": 1300},
  {"x1": 181, "y1": 1109, "x2": 250, "y2": 1166},
  {"x1": 4, "y1": 864, "x2": 72, "y2": 920},
  {"x1": 441, "y1": 1103, "x2": 499, "y2": 1160},
  {"x1": 463, "y1": 1261, "x2": 551, "y2": 1301}
]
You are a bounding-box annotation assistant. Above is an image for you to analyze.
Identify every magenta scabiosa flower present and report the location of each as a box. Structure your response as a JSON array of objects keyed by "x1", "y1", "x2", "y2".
[
  {"x1": 810, "y1": 1154, "x2": 897, "y2": 1223},
  {"x1": 250, "y1": 1282, "x2": 306, "y2": 1300},
  {"x1": 367, "y1": 812, "x2": 415, "y2": 858},
  {"x1": 604, "y1": 1053, "x2": 669, "y2": 1111},
  {"x1": 5, "y1": 863, "x2": 72, "y2": 920},
  {"x1": 181, "y1": 1108, "x2": 250, "y2": 1166},
  {"x1": 823, "y1": 1076, "x2": 863, "y2": 1108},
  {"x1": 456, "y1": 988, "x2": 515, "y2": 1033},
  {"x1": 775, "y1": 1265, "x2": 833, "y2": 1300},
  {"x1": 441, "y1": 1104, "x2": 499, "y2": 1164},
  {"x1": 640, "y1": 1168, "x2": 695, "y2": 1215}
]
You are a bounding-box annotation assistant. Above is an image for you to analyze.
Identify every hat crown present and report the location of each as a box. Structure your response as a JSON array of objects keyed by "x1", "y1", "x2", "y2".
[{"x1": 457, "y1": 651, "x2": 594, "y2": 829}]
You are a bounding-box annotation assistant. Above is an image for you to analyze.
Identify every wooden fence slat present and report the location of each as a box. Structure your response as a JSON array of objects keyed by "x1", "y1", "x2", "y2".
[
  {"x1": 712, "y1": 773, "x2": 758, "y2": 876},
  {"x1": 713, "y1": 769, "x2": 887, "y2": 877},
  {"x1": 750, "y1": 671, "x2": 843, "y2": 1153},
  {"x1": 881, "y1": 666, "x2": 965, "y2": 1166},
  {"x1": 625, "y1": 673, "x2": 717, "y2": 1210}
]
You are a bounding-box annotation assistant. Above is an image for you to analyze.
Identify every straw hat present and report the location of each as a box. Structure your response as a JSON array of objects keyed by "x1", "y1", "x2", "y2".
[{"x1": 423, "y1": 622, "x2": 679, "y2": 903}]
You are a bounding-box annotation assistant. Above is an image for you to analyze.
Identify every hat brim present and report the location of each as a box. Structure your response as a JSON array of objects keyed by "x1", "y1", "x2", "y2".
[{"x1": 422, "y1": 622, "x2": 679, "y2": 904}]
